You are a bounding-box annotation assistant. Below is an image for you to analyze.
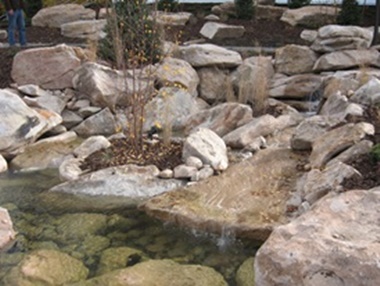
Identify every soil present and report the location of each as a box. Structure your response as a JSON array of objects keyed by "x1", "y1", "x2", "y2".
[{"x1": 0, "y1": 4, "x2": 379, "y2": 190}]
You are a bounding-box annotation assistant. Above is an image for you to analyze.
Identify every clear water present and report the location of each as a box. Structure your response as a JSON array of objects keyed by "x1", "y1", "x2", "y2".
[{"x1": 0, "y1": 170, "x2": 259, "y2": 285}]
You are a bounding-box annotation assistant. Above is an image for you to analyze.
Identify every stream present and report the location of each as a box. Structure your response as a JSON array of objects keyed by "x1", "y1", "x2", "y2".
[{"x1": 0, "y1": 169, "x2": 259, "y2": 285}]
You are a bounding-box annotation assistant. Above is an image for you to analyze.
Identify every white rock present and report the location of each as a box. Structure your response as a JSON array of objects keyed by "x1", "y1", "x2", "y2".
[
  {"x1": 351, "y1": 77, "x2": 380, "y2": 106},
  {"x1": 185, "y1": 156, "x2": 203, "y2": 169},
  {"x1": 152, "y1": 11, "x2": 192, "y2": 26},
  {"x1": 183, "y1": 128, "x2": 228, "y2": 171},
  {"x1": 174, "y1": 164, "x2": 198, "y2": 179},
  {"x1": 59, "y1": 157, "x2": 83, "y2": 181},
  {"x1": 73, "y1": 136, "x2": 111, "y2": 159},
  {"x1": 18, "y1": 84, "x2": 51, "y2": 97},
  {"x1": 300, "y1": 29, "x2": 318, "y2": 42},
  {"x1": 313, "y1": 49, "x2": 380, "y2": 72},
  {"x1": 200, "y1": 22, "x2": 245, "y2": 40},
  {"x1": 32, "y1": 4, "x2": 95, "y2": 28},
  {"x1": 0, "y1": 207, "x2": 16, "y2": 252},
  {"x1": 179, "y1": 44, "x2": 242, "y2": 68},
  {"x1": 23, "y1": 94, "x2": 67, "y2": 114},
  {"x1": 0, "y1": 155, "x2": 8, "y2": 173},
  {"x1": 191, "y1": 165, "x2": 214, "y2": 181},
  {"x1": 158, "y1": 169, "x2": 174, "y2": 179}
]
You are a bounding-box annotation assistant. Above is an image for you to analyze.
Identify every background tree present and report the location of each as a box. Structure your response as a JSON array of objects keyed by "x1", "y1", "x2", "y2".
[{"x1": 337, "y1": 0, "x2": 361, "y2": 25}]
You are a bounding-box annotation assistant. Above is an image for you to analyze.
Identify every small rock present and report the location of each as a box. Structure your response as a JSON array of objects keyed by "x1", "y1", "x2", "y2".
[
  {"x1": 158, "y1": 169, "x2": 174, "y2": 179},
  {"x1": 0, "y1": 155, "x2": 8, "y2": 173},
  {"x1": 73, "y1": 135, "x2": 111, "y2": 159},
  {"x1": 0, "y1": 29, "x2": 7, "y2": 40},
  {"x1": 59, "y1": 157, "x2": 83, "y2": 181},
  {"x1": 185, "y1": 156, "x2": 203, "y2": 169},
  {"x1": 173, "y1": 164, "x2": 198, "y2": 179},
  {"x1": 191, "y1": 165, "x2": 214, "y2": 181}
]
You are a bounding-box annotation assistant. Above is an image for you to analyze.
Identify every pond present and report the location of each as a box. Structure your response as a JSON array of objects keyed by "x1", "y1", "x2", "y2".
[{"x1": 0, "y1": 169, "x2": 259, "y2": 285}]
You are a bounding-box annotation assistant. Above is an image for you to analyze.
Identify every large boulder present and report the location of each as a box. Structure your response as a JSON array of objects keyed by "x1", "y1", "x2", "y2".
[
  {"x1": 143, "y1": 87, "x2": 199, "y2": 132},
  {"x1": 142, "y1": 148, "x2": 305, "y2": 241},
  {"x1": 72, "y1": 108, "x2": 118, "y2": 136},
  {"x1": 197, "y1": 67, "x2": 231, "y2": 103},
  {"x1": 200, "y1": 22, "x2": 245, "y2": 40},
  {"x1": 274, "y1": 44, "x2": 317, "y2": 75},
  {"x1": 73, "y1": 259, "x2": 227, "y2": 286},
  {"x1": 155, "y1": 57, "x2": 199, "y2": 97},
  {"x1": 3, "y1": 249, "x2": 88, "y2": 285},
  {"x1": 311, "y1": 25, "x2": 373, "y2": 53},
  {"x1": 269, "y1": 73, "x2": 323, "y2": 100},
  {"x1": 179, "y1": 44, "x2": 242, "y2": 68},
  {"x1": 313, "y1": 49, "x2": 380, "y2": 72},
  {"x1": 61, "y1": 19, "x2": 107, "y2": 39},
  {"x1": 32, "y1": 4, "x2": 95, "y2": 28},
  {"x1": 309, "y1": 122, "x2": 375, "y2": 168},
  {"x1": 351, "y1": 77, "x2": 380, "y2": 106},
  {"x1": 255, "y1": 188, "x2": 380, "y2": 286},
  {"x1": 281, "y1": 5, "x2": 339, "y2": 28},
  {"x1": 50, "y1": 164, "x2": 186, "y2": 207},
  {"x1": 0, "y1": 207, "x2": 16, "y2": 252},
  {"x1": 182, "y1": 128, "x2": 228, "y2": 171},
  {"x1": 10, "y1": 131, "x2": 79, "y2": 171},
  {"x1": 185, "y1": 102, "x2": 253, "y2": 137},
  {"x1": 12, "y1": 44, "x2": 84, "y2": 89},
  {"x1": 72, "y1": 62, "x2": 153, "y2": 111},
  {"x1": 0, "y1": 89, "x2": 62, "y2": 157}
]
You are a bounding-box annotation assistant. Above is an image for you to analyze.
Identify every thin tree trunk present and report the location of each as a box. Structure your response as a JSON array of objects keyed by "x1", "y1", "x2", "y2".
[{"x1": 371, "y1": 0, "x2": 380, "y2": 46}]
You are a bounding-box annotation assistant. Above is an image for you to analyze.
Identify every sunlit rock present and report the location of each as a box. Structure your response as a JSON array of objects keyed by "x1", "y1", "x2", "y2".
[{"x1": 0, "y1": 207, "x2": 16, "y2": 252}]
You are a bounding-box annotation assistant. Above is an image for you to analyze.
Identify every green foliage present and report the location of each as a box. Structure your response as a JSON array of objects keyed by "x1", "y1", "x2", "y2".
[
  {"x1": 370, "y1": 144, "x2": 380, "y2": 163},
  {"x1": 337, "y1": 0, "x2": 361, "y2": 25},
  {"x1": 288, "y1": 0, "x2": 311, "y2": 9},
  {"x1": 98, "y1": 0, "x2": 162, "y2": 68},
  {"x1": 234, "y1": 0, "x2": 254, "y2": 20},
  {"x1": 25, "y1": 0, "x2": 43, "y2": 18},
  {"x1": 157, "y1": 0, "x2": 179, "y2": 12}
]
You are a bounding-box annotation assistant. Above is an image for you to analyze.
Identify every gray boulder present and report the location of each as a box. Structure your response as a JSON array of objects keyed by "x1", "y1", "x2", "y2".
[
  {"x1": 73, "y1": 108, "x2": 118, "y2": 136},
  {"x1": 274, "y1": 45, "x2": 317, "y2": 75}
]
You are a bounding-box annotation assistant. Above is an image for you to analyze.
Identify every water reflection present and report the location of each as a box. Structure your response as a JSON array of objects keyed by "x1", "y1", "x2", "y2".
[{"x1": 0, "y1": 170, "x2": 259, "y2": 285}]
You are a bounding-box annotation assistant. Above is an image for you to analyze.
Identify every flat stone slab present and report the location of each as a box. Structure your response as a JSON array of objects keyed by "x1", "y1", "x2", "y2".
[{"x1": 141, "y1": 148, "x2": 306, "y2": 241}]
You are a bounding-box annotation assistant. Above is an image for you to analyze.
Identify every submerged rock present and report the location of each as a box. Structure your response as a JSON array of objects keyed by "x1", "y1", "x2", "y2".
[
  {"x1": 3, "y1": 249, "x2": 88, "y2": 285},
  {"x1": 72, "y1": 259, "x2": 227, "y2": 286}
]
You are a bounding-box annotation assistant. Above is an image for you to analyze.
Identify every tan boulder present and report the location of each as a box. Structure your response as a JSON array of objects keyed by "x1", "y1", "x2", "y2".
[
  {"x1": 200, "y1": 22, "x2": 245, "y2": 40},
  {"x1": 255, "y1": 189, "x2": 380, "y2": 286},
  {"x1": 281, "y1": 5, "x2": 339, "y2": 28},
  {"x1": 12, "y1": 44, "x2": 83, "y2": 89},
  {"x1": 61, "y1": 19, "x2": 106, "y2": 39},
  {"x1": 32, "y1": 4, "x2": 95, "y2": 28},
  {"x1": 142, "y1": 148, "x2": 305, "y2": 241}
]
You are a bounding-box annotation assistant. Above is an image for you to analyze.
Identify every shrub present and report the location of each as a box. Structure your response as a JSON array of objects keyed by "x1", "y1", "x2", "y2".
[
  {"x1": 288, "y1": 0, "x2": 311, "y2": 9},
  {"x1": 25, "y1": 0, "x2": 43, "y2": 18},
  {"x1": 98, "y1": 0, "x2": 162, "y2": 68},
  {"x1": 234, "y1": 0, "x2": 254, "y2": 20},
  {"x1": 337, "y1": 0, "x2": 361, "y2": 25},
  {"x1": 370, "y1": 144, "x2": 380, "y2": 163},
  {"x1": 157, "y1": 0, "x2": 178, "y2": 12}
]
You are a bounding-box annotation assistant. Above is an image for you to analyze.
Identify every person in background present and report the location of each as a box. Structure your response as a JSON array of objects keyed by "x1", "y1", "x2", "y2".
[{"x1": 2, "y1": 0, "x2": 26, "y2": 47}]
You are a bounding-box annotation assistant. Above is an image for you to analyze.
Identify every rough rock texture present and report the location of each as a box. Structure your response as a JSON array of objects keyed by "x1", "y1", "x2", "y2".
[
  {"x1": 73, "y1": 259, "x2": 227, "y2": 286},
  {"x1": 255, "y1": 188, "x2": 380, "y2": 286},
  {"x1": 22, "y1": 93, "x2": 67, "y2": 114},
  {"x1": 313, "y1": 49, "x2": 380, "y2": 72},
  {"x1": 351, "y1": 77, "x2": 380, "y2": 106},
  {"x1": 143, "y1": 87, "x2": 199, "y2": 132},
  {"x1": 0, "y1": 154, "x2": 7, "y2": 173},
  {"x1": 311, "y1": 25, "x2": 372, "y2": 53},
  {"x1": 51, "y1": 164, "x2": 186, "y2": 207},
  {"x1": 73, "y1": 62, "x2": 153, "y2": 111},
  {"x1": 12, "y1": 44, "x2": 83, "y2": 89},
  {"x1": 155, "y1": 57, "x2": 199, "y2": 97},
  {"x1": 61, "y1": 19, "x2": 106, "y2": 39},
  {"x1": 32, "y1": 4, "x2": 95, "y2": 28},
  {"x1": 183, "y1": 128, "x2": 228, "y2": 171},
  {"x1": 269, "y1": 73, "x2": 322, "y2": 100},
  {"x1": 0, "y1": 89, "x2": 62, "y2": 157},
  {"x1": 142, "y1": 148, "x2": 305, "y2": 241},
  {"x1": 200, "y1": 22, "x2": 245, "y2": 40},
  {"x1": 73, "y1": 108, "x2": 118, "y2": 136},
  {"x1": 3, "y1": 249, "x2": 88, "y2": 285},
  {"x1": 153, "y1": 11, "x2": 193, "y2": 26},
  {"x1": 326, "y1": 140, "x2": 374, "y2": 167},
  {"x1": 179, "y1": 44, "x2": 242, "y2": 67},
  {"x1": 73, "y1": 135, "x2": 110, "y2": 159},
  {"x1": 0, "y1": 207, "x2": 16, "y2": 252},
  {"x1": 197, "y1": 67, "x2": 230, "y2": 103},
  {"x1": 185, "y1": 102, "x2": 253, "y2": 136},
  {"x1": 10, "y1": 131, "x2": 79, "y2": 171},
  {"x1": 281, "y1": 5, "x2": 339, "y2": 28},
  {"x1": 309, "y1": 122, "x2": 374, "y2": 168},
  {"x1": 275, "y1": 44, "x2": 317, "y2": 75}
]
